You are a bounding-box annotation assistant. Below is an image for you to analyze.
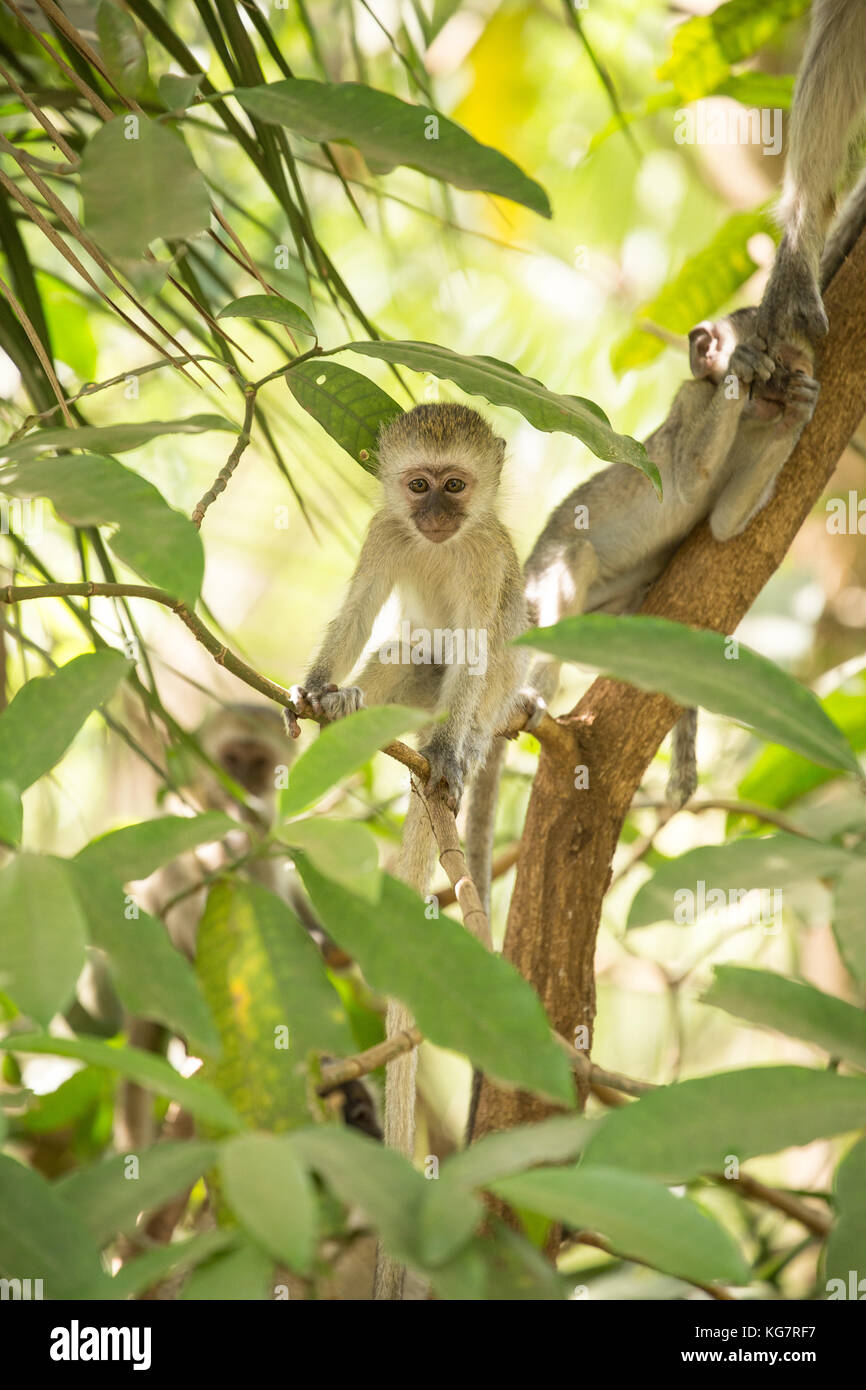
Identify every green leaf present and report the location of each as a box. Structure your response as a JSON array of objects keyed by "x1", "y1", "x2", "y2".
[
  {"x1": 627, "y1": 833, "x2": 854, "y2": 929},
  {"x1": 81, "y1": 117, "x2": 210, "y2": 260},
  {"x1": 180, "y1": 1238, "x2": 273, "y2": 1299},
  {"x1": 97, "y1": 1, "x2": 148, "y2": 97},
  {"x1": 0, "y1": 650, "x2": 128, "y2": 792},
  {"x1": 68, "y1": 863, "x2": 219, "y2": 1057},
  {"x1": 277, "y1": 818, "x2": 379, "y2": 899},
  {"x1": 824, "y1": 1135, "x2": 866, "y2": 1290},
  {"x1": 217, "y1": 294, "x2": 315, "y2": 338},
  {"x1": 703, "y1": 966, "x2": 866, "y2": 1071},
  {"x1": 739, "y1": 686, "x2": 866, "y2": 809},
  {"x1": 493, "y1": 1166, "x2": 750, "y2": 1286},
  {"x1": 0, "y1": 1154, "x2": 106, "y2": 1300},
  {"x1": 584, "y1": 1067, "x2": 866, "y2": 1183},
  {"x1": 0, "y1": 415, "x2": 233, "y2": 461},
  {"x1": 834, "y1": 859, "x2": 866, "y2": 984},
  {"x1": 220, "y1": 1132, "x2": 316, "y2": 1271},
  {"x1": 0, "y1": 454, "x2": 204, "y2": 606},
  {"x1": 714, "y1": 72, "x2": 794, "y2": 107},
  {"x1": 292, "y1": 1124, "x2": 425, "y2": 1266},
  {"x1": 519, "y1": 615, "x2": 860, "y2": 777},
  {"x1": 346, "y1": 341, "x2": 654, "y2": 478},
  {"x1": 0, "y1": 1034, "x2": 242, "y2": 1132},
  {"x1": 658, "y1": 0, "x2": 809, "y2": 101},
  {"x1": 0, "y1": 856, "x2": 88, "y2": 1026},
  {"x1": 158, "y1": 72, "x2": 202, "y2": 112},
  {"x1": 0, "y1": 779, "x2": 22, "y2": 847},
  {"x1": 196, "y1": 880, "x2": 352, "y2": 1130},
  {"x1": 285, "y1": 359, "x2": 402, "y2": 472},
  {"x1": 75, "y1": 812, "x2": 237, "y2": 883},
  {"x1": 233, "y1": 79, "x2": 550, "y2": 218},
  {"x1": 296, "y1": 860, "x2": 574, "y2": 1106},
  {"x1": 611, "y1": 209, "x2": 775, "y2": 373},
  {"x1": 278, "y1": 704, "x2": 430, "y2": 818},
  {"x1": 98, "y1": 1229, "x2": 237, "y2": 1300},
  {"x1": 57, "y1": 1140, "x2": 218, "y2": 1245}
]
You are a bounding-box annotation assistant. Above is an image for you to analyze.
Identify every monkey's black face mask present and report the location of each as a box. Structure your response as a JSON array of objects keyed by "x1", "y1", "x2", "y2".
[{"x1": 406, "y1": 474, "x2": 469, "y2": 542}]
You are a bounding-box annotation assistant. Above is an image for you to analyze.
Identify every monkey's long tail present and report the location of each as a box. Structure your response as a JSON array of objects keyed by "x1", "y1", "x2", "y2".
[
  {"x1": 373, "y1": 781, "x2": 437, "y2": 1301},
  {"x1": 665, "y1": 707, "x2": 698, "y2": 808}
]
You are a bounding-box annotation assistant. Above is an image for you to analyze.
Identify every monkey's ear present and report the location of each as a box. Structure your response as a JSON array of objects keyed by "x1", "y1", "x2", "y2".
[
  {"x1": 688, "y1": 322, "x2": 717, "y2": 378},
  {"x1": 494, "y1": 435, "x2": 506, "y2": 466}
]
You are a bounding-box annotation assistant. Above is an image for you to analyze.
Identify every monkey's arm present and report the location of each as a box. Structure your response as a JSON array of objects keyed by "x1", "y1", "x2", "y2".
[
  {"x1": 710, "y1": 371, "x2": 819, "y2": 541},
  {"x1": 299, "y1": 517, "x2": 395, "y2": 717},
  {"x1": 665, "y1": 375, "x2": 752, "y2": 502}
]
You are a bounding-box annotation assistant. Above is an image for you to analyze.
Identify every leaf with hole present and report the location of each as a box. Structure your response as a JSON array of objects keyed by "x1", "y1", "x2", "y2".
[{"x1": 286, "y1": 360, "x2": 402, "y2": 471}]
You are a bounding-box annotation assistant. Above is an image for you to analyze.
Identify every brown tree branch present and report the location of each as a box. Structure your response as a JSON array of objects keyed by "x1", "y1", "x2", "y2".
[{"x1": 473, "y1": 231, "x2": 866, "y2": 1142}]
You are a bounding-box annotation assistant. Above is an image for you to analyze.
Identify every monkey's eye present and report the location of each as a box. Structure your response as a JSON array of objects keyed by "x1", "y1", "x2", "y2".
[
  {"x1": 443, "y1": 478, "x2": 465, "y2": 493},
  {"x1": 407, "y1": 478, "x2": 429, "y2": 493}
]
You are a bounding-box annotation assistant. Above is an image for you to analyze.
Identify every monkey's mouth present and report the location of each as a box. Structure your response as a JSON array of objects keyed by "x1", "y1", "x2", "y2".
[{"x1": 417, "y1": 524, "x2": 459, "y2": 542}]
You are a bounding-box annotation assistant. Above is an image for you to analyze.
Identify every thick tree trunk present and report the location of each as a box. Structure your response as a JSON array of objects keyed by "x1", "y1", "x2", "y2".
[{"x1": 474, "y1": 232, "x2": 866, "y2": 1138}]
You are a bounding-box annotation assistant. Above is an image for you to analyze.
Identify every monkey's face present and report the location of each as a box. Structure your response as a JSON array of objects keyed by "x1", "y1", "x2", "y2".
[
  {"x1": 219, "y1": 738, "x2": 281, "y2": 797},
  {"x1": 401, "y1": 468, "x2": 474, "y2": 542}
]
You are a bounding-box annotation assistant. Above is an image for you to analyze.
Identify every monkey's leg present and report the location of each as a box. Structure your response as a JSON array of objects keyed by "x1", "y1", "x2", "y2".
[
  {"x1": 710, "y1": 373, "x2": 819, "y2": 541},
  {"x1": 760, "y1": 0, "x2": 866, "y2": 348}
]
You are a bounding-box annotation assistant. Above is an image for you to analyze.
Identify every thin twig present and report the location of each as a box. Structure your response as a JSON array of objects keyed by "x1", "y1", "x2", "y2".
[
  {"x1": 567, "y1": 1230, "x2": 734, "y2": 1300},
  {"x1": 0, "y1": 271, "x2": 72, "y2": 424},
  {"x1": 191, "y1": 385, "x2": 256, "y2": 528}
]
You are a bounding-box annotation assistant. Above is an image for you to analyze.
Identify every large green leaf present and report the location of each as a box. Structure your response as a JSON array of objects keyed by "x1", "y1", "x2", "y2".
[
  {"x1": 285, "y1": 359, "x2": 402, "y2": 472},
  {"x1": 824, "y1": 1135, "x2": 866, "y2": 1290},
  {"x1": 0, "y1": 779, "x2": 22, "y2": 847},
  {"x1": 493, "y1": 1166, "x2": 749, "y2": 1286},
  {"x1": 420, "y1": 1114, "x2": 597, "y2": 1265},
  {"x1": 196, "y1": 880, "x2": 352, "y2": 1130},
  {"x1": 233, "y1": 79, "x2": 550, "y2": 217},
  {"x1": 739, "y1": 686, "x2": 866, "y2": 808},
  {"x1": 0, "y1": 1034, "x2": 242, "y2": 1132},
  {"x1": 57, "y1": 1141, "x2": 218, "y2": 1245},
  {"x1": 627, "y1": 833, "x2": 855, "y2": 929},
  {"x1": 345, "y1": 342, "x2": 653, "y2": 478},
  {"x1": 611, "y1": 209, "x2": 774, "y2": 373},
  {"x1": 278, "y1": 704, "x2": 430, "y2": 819},
  {"x1": 0, "y1": 416, "x2": 233, "y2": 461},
  {"x1": 0, "y1": 650, "x2": 128, "y2": 793},
  {"x1": 220, "y1": 1132, "x2": 316, "y2": 1272},
  {"x1": 276, "y1": 819, "x2": 379, "y2": 899},
  {"x1": 703, "y1": 966, "x2": 866, "y2": 1071},
  {"x1": 217, "y1": 294, "x2": 315, "y2": 338},
  {"x1": 97, "y1": 1, "x2": 148, "y2": 97},
  {"x1": 0, "y1": 856, "x2": 88, "y2": 1026},
  {"x1": 97, "y1": 1229, "x2": 237, "y2": 1300},
  {"x1": 519, "y1": 615, "x2": 860, "y2": 777},
  {"x1": 180, "y1": 1239, "x2": 273, "y2": 1300},
  {"x1": 81, "y1": 117, "x2": 210, "y2": 259},
  {"x1": 75, "y1": 812, "x2": 237, "y2": 883},
  {"x1": 658, "y1": 0, "x2": 809, "y2": 101},
  {"x1": 69, "y1": 863, "x2": 219, "y2": 1057},
  {"x1": 296, "y1": 859, "x2": 574, "y2": 1105},
  {"x1": 292, "y1": 1124, "x2": 425, "y2": 1267},
  {"x1": 0, "y1": 1155, "x2": 106, "y2": 1300},
  {"x1": 0, "y1": 455, "x2": 204, "y2": 606},
  {"x1": 833, "y1": 859, "x2": 866, "y2": 984},
  {"x1": 584, "y1": 1067, "x2": 866, "y2": 1182}
]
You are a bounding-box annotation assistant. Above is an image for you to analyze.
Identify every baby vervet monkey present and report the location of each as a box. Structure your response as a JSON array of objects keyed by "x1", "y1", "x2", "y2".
[
  {"x1": 747, "y1": 0, "x2": 866, "y2": 354},
  {"x1": 292, "y1": 402, "x2": 528, "y2": 1301},
  {"x1": 522, "y1": 307, "x2": 818, "y2": 804}
]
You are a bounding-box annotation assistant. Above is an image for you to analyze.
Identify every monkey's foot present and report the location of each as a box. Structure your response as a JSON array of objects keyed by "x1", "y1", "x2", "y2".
[
  {"x1": 419, "y1": 741, "x2": 465, "y2": 813},
  {"x1": 782, "y1": 370, "x2": 820, "y2": 429},
  {"x1": 758, "y1": 258, "x2": 829, "y2": 351},
  {"x1": 518, "y1": 688, "x2": 548, "y2": 734},
  {"x1": 290, "y1": 683, "x2": 365, "y2": 721},
  {"x1": 729, "y1": 338, "x2": 775, "y2": 387}
]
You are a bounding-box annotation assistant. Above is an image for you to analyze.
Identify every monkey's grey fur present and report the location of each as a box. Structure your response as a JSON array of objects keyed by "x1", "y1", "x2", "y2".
[
  {"x1": 752, "y1": 0, "x2": 866, "y2": 352},
  {"x1": 293, "y1": 402, "x2": 528, "y2": 1300}
]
